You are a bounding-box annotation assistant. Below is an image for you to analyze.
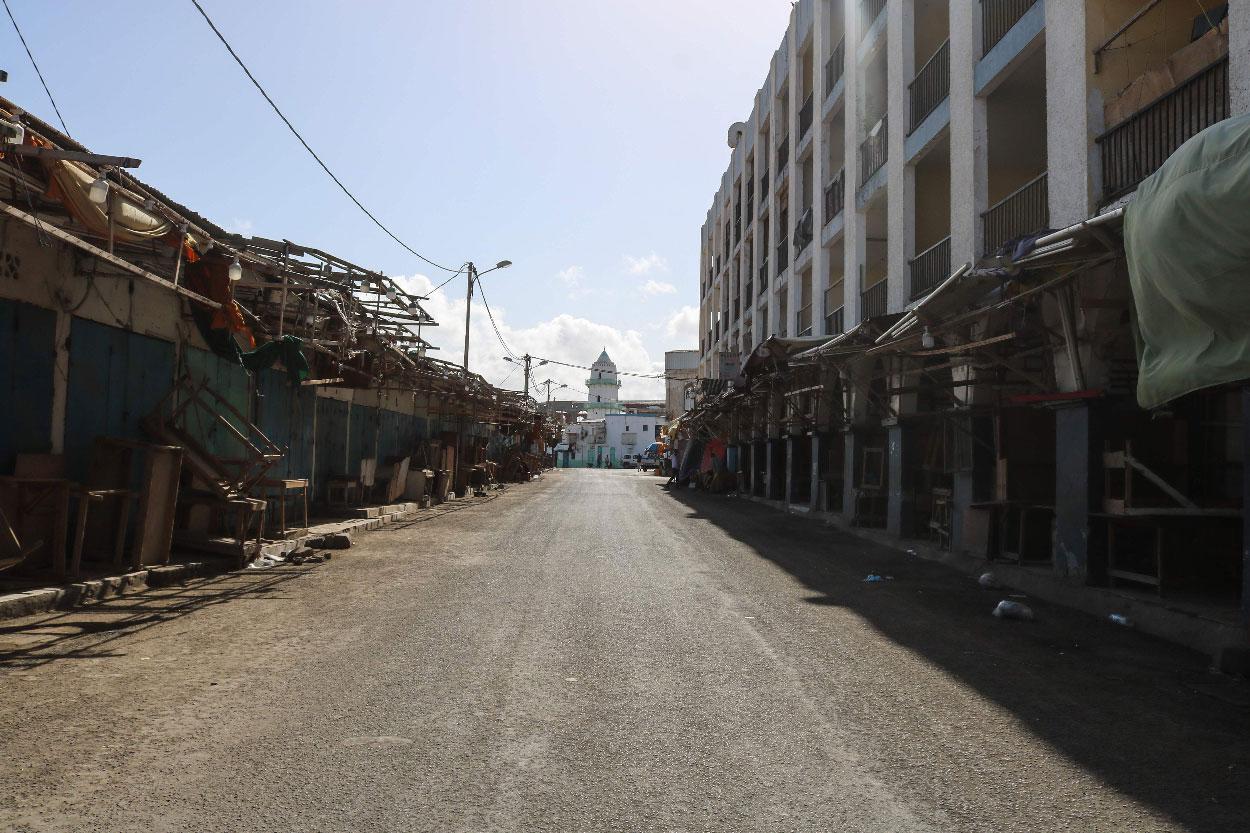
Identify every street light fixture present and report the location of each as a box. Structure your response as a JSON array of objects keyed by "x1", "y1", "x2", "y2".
[{"x1": 462, "y1": 259, "x2": 513, "y2": 374}]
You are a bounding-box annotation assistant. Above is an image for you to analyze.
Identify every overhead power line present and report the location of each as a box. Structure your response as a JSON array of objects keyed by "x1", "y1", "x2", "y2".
[
  {"x1": 187, "y1": 0, "x2": 460, "y2": 274},
  {"x1": 473, "y1": 277, "x2": 518, "y2": 359},
  {"x1": 3, "y1": 0, "x2": 71, "y2": 136}
]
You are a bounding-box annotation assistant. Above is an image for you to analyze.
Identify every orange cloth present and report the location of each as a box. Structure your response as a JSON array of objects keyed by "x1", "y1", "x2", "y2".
[{"x1": 185, "y1": 254, "x2": 255, "y2": 348}]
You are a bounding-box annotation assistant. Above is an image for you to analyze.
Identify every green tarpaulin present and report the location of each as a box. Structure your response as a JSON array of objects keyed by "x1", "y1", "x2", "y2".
[{"x1": 1124, "y1": 111, "x2": 1250, "y2": 409}]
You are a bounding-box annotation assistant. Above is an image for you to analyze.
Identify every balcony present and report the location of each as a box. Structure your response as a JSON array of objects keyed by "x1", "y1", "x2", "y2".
[
  {"x1": 825, "y1": 37, "x2": 846, "y2": 97},
  {"x1": 1098, "y1": 57, "x2": 1229, "y2": 202},
  {"x1": 797, "y1": 304, "x2": 813, "y2": 337},
  {"x1": 776, "y1": 237, "x2": 790, "y2": 274},
  {"x1": 862, "y1": 0, "x2": 887, "y2": 38},
  {"x1": 799, "y1": 95, "x2": 814, "y2": 140},
  {"x1": 826, "y1": 304, "x2": 845, "y2": 336},
  {"x1": 859, "y1": 117, "x2": 888, "y2": 186},
  {"x1": 758, "y1": 259, "x2": 769, "y2": 293},
  {"x1": 733, "y1": 296, "x2": 741, "y2": 322},
  {"x1": 823, "y1": 168, "x2": 845, "y2": 225},
  {"x1": 908, "y1": 236, "x2": 951, "y2": 300},
  {"x1": 909, "y1": 39, "x2": 950, "y2": 135},
  {"x1": 860, "y1": 280, "x2": 887, "y2": 321},
  {"x1": 777, "y1": 138, "x2": 790, "y2": 174},
  {"x1": 794, "y1": 209, "x2": 814, "y2": 255},
  {"x1": 982, "y1": 172, "x2": 1048, "y2": 255},
  {"x1": 982, "y1": 0, "x2": 1040, "y2": 56}
]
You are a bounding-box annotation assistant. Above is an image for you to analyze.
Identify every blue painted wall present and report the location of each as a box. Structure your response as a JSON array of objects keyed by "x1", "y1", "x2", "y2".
[
  {"x1": 64, "y1": 317, "x2": 175, "y2": 480},
  {"x1": 0, "y1": 299, "x2": 56, "y2": 474}
]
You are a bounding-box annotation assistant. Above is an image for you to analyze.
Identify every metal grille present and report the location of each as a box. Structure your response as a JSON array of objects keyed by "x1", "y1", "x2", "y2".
[
  {"x1": 824, "y1": 168, "x2": 845, "y2": 225},
  {"x1": 982, "y1": 172, "x2": 1048, "y2": 255},
  {"x1": 826, "y1": 305, "x2": 845, "y2": 336},
  {"x1": 1097, "y1": 57, "x2": 1229, "y2": 202},
  {"x1": 860, "y1": 279, "x2": 887, "y2": 321},
  {"x1": 908, "y1": 39, "x2": 950, "y2": 135},
  {"x1": 859, "y1": 116, "x2": 888, "y2": 186},
  {"x1": 862, "y1": 0, "x2": 887, "y2": 36},
  {"x1": 799, "y1": 94, "x2": 814, "y2": 140},
  {"x1": 825, "y1": 37, "x2": 846, "y2": 97},
  {"x1": 909, "y1": 236, "x2": 951, "y2": 300},
  {"x1": 982, "y1": 0, "x2": 1040, "y2": 55}
]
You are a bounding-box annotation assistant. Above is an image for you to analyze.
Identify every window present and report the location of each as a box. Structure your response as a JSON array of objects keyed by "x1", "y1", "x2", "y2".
[{"x1": 642, "y1": 424, "x2": 648, "y2": 432}]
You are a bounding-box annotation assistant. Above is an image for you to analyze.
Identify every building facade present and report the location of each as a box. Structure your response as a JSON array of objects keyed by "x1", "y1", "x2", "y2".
[
  {"x1": 698, "y1": 0, "x2": 1250, "y2": 378},
  {"x1": 664, "y1": 349, "x2": 699, "y2": 421}
]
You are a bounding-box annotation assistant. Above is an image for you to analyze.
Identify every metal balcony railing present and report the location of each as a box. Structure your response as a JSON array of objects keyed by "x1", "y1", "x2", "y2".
[
  {"x1": 777, "y1": 137, "x2": 790, "y2": 173},
  {"x1": 860, "y1": 279, "x2": 887, "y2": 321},
  {"x1": 826, "y1": 304, "x2": 845, "y2": 336},
  {"x1": 982, "y1": 172, "x2": 1048, "y2": 255},
  {"x1": 859, "y1": 117, "x2": 888, "y2": 186},
  {"x1": 776, "y1": 237, "x2": 790, "y2": 274},
  {"x1": 794, "y1": 209, "x2": 814, "y2": 254},
  {"x1": 908, "y1": 236, "x2": 951, "y2": 300},
  {"x1": 825, "y1": 37, "x2": 846, "y2": 97},
  {"x1": 823, "y1": 168, "x2": 845, "y2": 225},
  {"x1": 797, "y1": 304, "x2": 813, "y2": 337},
  {"x1": 862, "y1": 0, "x2": 887, "y2": 37},
  {"x1": 982, "y1": 0, "x2": 1040, "y2": 55},
  {"x1": 1098, "y1": 57, "x2": 1229, "y2": 202},
  {"x1": 799, "y1": 94, "x2": 814, "y2": 140},
  {"x1": 909, "y1": 39, "x2": 950, "y2": 135}
]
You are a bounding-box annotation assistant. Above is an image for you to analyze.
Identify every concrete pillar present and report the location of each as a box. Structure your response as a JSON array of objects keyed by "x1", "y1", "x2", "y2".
[
  {"x1": 1242, "y1": 387, "x2": 1250, "y2": 625},
  {"x1": 1232, "y1": 0, "x2": 1250, "y2": 116},
  {"x1": 1054, "y1": 404, "x2": 1093, "y2": 581},
  {"x1": 810, "y1": 433, "x2": 822, "y2": 511},
  {"x1": 949, "y1": 0, "x2": 987, "y2": 266},
  {"x1": 760, "y1": 437, "x2": 770, "y2": 495},
  {"x1": 1045, "y1": 0, "x2": 1094, "y2": 226},
  {"x1": 842, "y1": 429, "x2": 858, "y2": 518},
  {"x1": 785, "y1": 436, "x2": 796, "y2": 505},
  {"x1": 886, "y1": 420, "x2": 916, "y2": 537},
  {"x1": 843, "y1": 0, "x2": 863, "y2": 326},
  {"x1": 887, "y1": 0, "x2": 915, "y2": 314}
]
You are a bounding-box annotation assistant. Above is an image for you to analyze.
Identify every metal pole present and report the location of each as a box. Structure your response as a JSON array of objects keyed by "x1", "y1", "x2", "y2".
[
  {"x1": 523, "y1": 354, "x2": 532, "y2": 400},
  {"x1": 462, "y1": 262, "x2": 475, "y2": 373}
]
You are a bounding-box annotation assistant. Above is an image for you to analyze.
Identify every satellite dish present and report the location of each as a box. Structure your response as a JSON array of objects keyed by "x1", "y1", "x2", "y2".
[{"x1": 727, "y1": 122, "x2": 747, "y2": 149}]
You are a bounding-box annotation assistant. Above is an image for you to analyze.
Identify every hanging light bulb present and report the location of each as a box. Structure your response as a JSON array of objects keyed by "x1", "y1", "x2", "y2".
[
  {"x1": 228, "y1": 256, "x2": 243, "y2": 283},
  {"x1": 385, "y1": 287, "x2": 398, "y2": 302},
  {"x1": 407, "y1": 302, "x2": 420, "y2": 315},
  {"x1": 921, "y1": 327, "x2": 935, "y2": 349},
  {"x1": 88, "y1": 174, "x2": 110, "y2": 206}
]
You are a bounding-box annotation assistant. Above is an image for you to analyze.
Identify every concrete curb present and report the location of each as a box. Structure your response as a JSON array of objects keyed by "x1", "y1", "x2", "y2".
[{"x1": 0, "y1": 497, "x2": 471, "y2": 623}]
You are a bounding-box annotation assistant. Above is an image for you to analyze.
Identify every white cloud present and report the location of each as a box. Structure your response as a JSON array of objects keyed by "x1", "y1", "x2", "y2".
[
  {"x1": 664, "y1": 305, "x2": 699, "y2": 344},
  {"x1": 624, "y1": 253, "x2": 669, "y2": 275},
  {"x1": 396, "y1": 272, "x2": 668, "y2": 401},
  {"x1": 642, "y1": 279, "x2": 677, "y2": 297},
  {"x1": 227, "y1": 218, "x2": 254, "y2": 234},
  {"x1": 555, "y1": 265, "x2": 592, "y2": 300}
]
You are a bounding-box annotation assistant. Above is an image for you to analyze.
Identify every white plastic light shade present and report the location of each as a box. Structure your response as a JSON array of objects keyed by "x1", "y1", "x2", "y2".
[
  {"x1": 921, "y1": 327, "x2": 935, "y2": 349},
  {"x1": 88, "y1": 175, "x2": 110, "y2": 206},
  {"x1": 228, "y1": 256, "x2": 243, "y2": 282},
  {"x1": 385, "y1": 288, "x2": 398, "y2": 302}
]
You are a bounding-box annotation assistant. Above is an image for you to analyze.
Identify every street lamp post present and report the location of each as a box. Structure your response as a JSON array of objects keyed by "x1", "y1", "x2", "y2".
[
  {"x1": 503, "y1": 354, "x2": 548, "y2": 398},
  {"x1": 462, "y1": 260, "x2": 512, "y2": 375}
]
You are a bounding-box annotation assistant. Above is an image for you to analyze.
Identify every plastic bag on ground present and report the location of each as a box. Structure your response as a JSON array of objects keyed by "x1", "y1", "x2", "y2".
[{"x1": 993, "y1": 600, "x2": 1034, "y2": 621}]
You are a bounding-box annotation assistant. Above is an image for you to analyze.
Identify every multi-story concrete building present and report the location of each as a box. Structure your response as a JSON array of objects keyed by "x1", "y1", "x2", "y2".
[{"x1": 698, "y1": 0, "x2": 1250, "y2": 378}]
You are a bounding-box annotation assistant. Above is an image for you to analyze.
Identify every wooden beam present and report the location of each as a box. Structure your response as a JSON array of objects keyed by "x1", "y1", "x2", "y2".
[
  {"x1": 0, "y1": 201, "x2": 222, "y2": 309},
  {"x1": 6, "y1": 145, "x2": 142, "y2": 168}
]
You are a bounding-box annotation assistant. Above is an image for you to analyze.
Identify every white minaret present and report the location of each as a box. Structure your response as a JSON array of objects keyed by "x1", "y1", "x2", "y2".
[{"x1": 585, "y1": 348, "x2": 622, "y2": 414}]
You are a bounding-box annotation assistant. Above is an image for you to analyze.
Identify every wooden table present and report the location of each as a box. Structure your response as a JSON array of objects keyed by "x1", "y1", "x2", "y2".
[
  {"x1": 258, "y1": 478, "x2": 309, "y2": 538},
  {"x1": 0, "y1": 478, "x2": 71, "y2": 578}
]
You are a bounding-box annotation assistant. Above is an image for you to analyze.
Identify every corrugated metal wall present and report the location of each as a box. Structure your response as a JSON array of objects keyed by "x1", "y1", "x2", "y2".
[
  {"x1": 64, "y1": 317, "x2": 175, "y2": 480},
  {"x1": 0, "y1": 299, "x2": 56, "y2": 473}
]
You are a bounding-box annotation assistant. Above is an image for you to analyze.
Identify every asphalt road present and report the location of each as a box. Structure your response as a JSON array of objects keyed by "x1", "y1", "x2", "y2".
[{"x1": 2, "y1": 469, "x2": 1248, "y2": 833}]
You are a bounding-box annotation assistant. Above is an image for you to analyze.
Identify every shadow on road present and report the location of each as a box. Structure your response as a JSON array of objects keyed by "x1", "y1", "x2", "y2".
[
  {"x1": 666, "y1": 485, "x2": 1250, "y2": 833},
  {"x1": 0, "y1": 568, "x2": 314, "y2": 672}
]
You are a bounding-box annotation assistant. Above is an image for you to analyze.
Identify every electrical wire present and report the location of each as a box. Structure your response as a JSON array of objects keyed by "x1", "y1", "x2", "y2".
[
  {"x1": 426, "y1": 264, "x2": 467, "y2": 297},
  {"x1": 474, "y1": 277, "x2": 518, "y2": 359},
  {"x1": 187, "y1": 0, "x2": 461, "y2": 274},
  {"x1": 2, "y1": 0, "x2": 70, "y2": 136}
]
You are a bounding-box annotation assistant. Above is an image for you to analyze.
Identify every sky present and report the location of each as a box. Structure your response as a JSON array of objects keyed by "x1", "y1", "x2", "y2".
[{"x1": 0, "y1": 1, "x2": 793, "y2": 400}]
